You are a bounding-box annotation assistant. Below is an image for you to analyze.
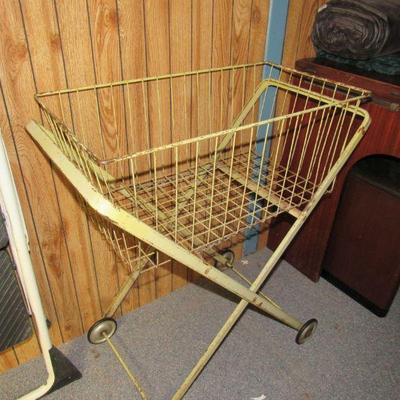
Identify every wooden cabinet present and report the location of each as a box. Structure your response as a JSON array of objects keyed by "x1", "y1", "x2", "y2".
[
  {"x1": 322, "y1": 157, "x2": 400, "y2": 316},
  {"x1": 268, "y1": 58, "x2": 400, "y2": 282}
]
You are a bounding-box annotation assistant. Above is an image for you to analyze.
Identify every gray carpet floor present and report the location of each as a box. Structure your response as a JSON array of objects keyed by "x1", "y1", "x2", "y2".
[{"x1": 1, "y1": 248, "x2": 399, "y2": 400}]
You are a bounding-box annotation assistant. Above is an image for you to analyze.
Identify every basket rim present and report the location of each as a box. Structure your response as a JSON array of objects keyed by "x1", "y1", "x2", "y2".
[
  {"x1": 34, "y1": 60, "x2": 371, "y2": 99},
  {"x1": 97, "y1": 96, "x2": 369, "y2": 165},
  {"x1": 33, "y1": 60, "x2": 371, "y2": 166},
  {"x1": 35, "y1": 90, "x2": 369, "y2": 166},
  {"x1": 35, "y1": 92, "x2": 370, "y2": 166}
]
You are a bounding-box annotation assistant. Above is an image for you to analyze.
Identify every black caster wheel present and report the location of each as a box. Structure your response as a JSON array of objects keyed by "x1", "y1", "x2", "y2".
[
  {"x1": 87, "y1": 317, "x2": 117, "y2": 345},
  {"x1": 295, "y1": 318, "x2": 318, "y2": 345},
  {"x1": 214, "y1": 249, "x2": 235, "y2": 269}
]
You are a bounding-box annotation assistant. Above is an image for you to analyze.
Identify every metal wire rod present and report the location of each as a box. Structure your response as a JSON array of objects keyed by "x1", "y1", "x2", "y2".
[{"x1": 102, "y1": 333, "x2": 148, "y2": 400}]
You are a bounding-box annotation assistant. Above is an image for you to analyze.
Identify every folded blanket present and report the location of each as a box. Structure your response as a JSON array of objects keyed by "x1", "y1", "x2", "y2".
[{"x1": 312, "y1": 0, "x2": 400, "y2": 60}]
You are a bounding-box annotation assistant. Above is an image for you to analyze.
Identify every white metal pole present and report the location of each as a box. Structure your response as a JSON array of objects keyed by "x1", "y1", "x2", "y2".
[{"x1": 0, "y1": 132, "x2": 55, "y2": 399}]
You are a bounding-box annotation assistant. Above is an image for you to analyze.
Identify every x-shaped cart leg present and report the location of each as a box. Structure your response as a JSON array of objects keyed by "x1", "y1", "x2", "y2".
[
  {"x1": 27, "y1": 121, "x2": 320, "y2": 400},
  {"x1": 172, "y1": 209, "x2": 318, "y2": 400}
]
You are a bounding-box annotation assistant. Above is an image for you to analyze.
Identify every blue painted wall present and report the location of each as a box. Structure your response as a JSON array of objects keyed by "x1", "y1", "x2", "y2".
[{"x1": 243, "y1": 0, "x2": 289, "y2": 255}]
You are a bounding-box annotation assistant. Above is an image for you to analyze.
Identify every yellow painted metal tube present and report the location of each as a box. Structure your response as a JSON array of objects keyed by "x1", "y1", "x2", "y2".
[
  {"x1": 103, "y1": 268, "x2": 141, "y2": 318},
  {"x1": 103, "y1": 334, "x2": 148, "y2": 400},
  {"x1": 172, "y1": 112, "x2": 370, "y2": 400}
]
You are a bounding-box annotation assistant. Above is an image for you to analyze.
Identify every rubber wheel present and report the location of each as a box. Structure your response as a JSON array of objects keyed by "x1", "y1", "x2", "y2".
[
  {"x1": 87, "y1": 317, "x2": 117, "y2": 345},
  {"x1": 295, "y1": 318, "x2": 318, "y2": 345},
  {"x1": 214, "y1": 249, "x2": 235, "y2": 269}
]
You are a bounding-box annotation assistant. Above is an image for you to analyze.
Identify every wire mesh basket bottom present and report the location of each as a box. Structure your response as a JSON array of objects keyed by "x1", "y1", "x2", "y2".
[
  {"x1": 35, "y1": 61, "x2": 369, "y2": 258},
  {"x1": 109, "y1": 152, "x2": 316, "y2": 254}
]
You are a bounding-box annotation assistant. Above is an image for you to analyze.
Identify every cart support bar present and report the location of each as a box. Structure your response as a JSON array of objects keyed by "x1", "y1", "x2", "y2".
[
  {"x1": 217, "y1": 165, "x2": 301, "y2": 218},
  {"x1": 103, "y1": 268, "x2": 141, "y2": 318},
  {"x1": 172, "y1": 118, "x2": 369, "y2": 400}
]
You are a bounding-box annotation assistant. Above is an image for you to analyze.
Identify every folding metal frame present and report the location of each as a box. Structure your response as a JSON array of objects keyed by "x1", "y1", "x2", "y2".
[{"x1": 26, "y1": 61, "x2": 370, "y2": 398}]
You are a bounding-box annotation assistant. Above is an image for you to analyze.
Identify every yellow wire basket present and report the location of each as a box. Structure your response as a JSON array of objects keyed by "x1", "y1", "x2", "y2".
[{"x1": 27, "y1": 61, "x2": 370, "y2": 399}]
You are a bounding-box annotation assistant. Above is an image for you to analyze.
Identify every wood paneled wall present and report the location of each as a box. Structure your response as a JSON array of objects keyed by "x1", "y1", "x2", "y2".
[{"x1": 0, "y1": 0, "x2": 276, "y2": 372}]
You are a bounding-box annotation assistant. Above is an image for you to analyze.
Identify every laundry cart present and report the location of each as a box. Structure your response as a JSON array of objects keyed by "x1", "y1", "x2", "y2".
[{"x1": 26, "y1": 61, "x2": 370, "y2": 399}]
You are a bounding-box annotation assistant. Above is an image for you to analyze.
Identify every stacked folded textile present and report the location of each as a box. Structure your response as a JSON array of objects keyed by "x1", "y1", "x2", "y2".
[{"x1": 312, "y1": 0, "x2": 400, "y2": 74}]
